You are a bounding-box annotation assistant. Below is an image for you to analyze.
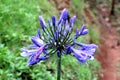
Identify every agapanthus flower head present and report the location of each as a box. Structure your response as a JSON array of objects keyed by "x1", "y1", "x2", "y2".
[{"x1": 20, "y1": 9, "x2": 98, "y2": 66}]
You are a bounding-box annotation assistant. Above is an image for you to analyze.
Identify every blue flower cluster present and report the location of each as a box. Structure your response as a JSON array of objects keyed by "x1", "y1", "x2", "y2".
[{"x1": 20, "y1": 9, "x2": 98, "y2": 66}]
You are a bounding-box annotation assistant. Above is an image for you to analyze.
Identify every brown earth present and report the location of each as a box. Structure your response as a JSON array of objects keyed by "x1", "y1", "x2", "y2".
[
  {"x1": 96, "y1": 26, "x2": 120, "y2": 80},
  {"x1": 95, "y1": 3, "x2": 120, "y2": 80}
]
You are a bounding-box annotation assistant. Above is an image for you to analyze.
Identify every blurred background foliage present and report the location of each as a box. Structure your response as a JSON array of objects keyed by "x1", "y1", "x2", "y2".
[{"x1": 0, "y1": 0, "x2": 101, "y2": 80}]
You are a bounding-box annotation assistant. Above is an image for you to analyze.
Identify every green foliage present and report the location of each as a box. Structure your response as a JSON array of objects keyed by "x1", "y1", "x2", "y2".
[
  {"x1": 88, "y1": 25, "x2": 100, "y2": 44},
  {"x1": 0, "y1": 0, "x2": 100, "y2": 80},
  {"x1": 0, "y1": 0, "x2": 57, "y2": 79},
  {"x1": 69, "y1": 0, "x2": 85, "y2": 28}
]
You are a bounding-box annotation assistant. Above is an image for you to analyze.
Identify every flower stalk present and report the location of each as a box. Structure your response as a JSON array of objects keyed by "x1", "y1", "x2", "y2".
[{"x1": 57, "y1": 51, "x2": 61, "y2": 80}]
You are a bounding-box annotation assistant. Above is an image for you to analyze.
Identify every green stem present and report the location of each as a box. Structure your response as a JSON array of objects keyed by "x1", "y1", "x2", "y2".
[{"x1": 57, "y1": 52, "x2": 61, "y2": 80}]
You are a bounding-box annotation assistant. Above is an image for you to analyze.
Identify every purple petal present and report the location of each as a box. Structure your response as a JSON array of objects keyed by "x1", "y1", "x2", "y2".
[
  {"x1": 20, "y1": 48, "x2": 37, "y2": 57},
  {"x1": 52, "y1": 38, "x2": 55, "y2": 43},
  {"x1": 58, "y1": 9, "x2": 68, "y2": 25},
  {"x1": 65, "y1": 20, "x2": 70, "y2": 33},
  {"x1": 57, "y1": 25, "x2": 61, "y2": 32},
  {"x1": 76, "y1": 24, "x2": 88, "y2": 36},
  {"x1": 63, "y1": 30, "x2": 67, "y2": 36},
  {"x1": 38, "y1": 56, "x2": 47, "y2": 60},
  {"x1": 43, "y1": 50, "x2": 48, "y2": 54},
  {"x1": 28, "y1": 45, "x2": 45, "y2": 65},
  {"x1": 31, "y1": 36, "x2": 44, "y2": 47},
  {"x1": 79, "y1": 24, "x2": 85, "y2": 34},
  {"x1": 77, "y1": 43, "x2": 98, "y2": 49},
  {"x1": 76, "y1": 43, "x2": 98, "y2": 56},
  {"x1": 39, "y1": 16, "x2": 46, "y2": 31},
  {"x1": 70, "y1": 47, "x2": 93, "y2": 63},
  {"x1": 55, "y1": 30, "x2": 59, "y2": 38},
  {"x1": 29, "y1": 45, "x2": 38, "y2": 49},
  {"x1": 28, "y1": 56, "x2": 47, "y2": 66},
  {"x1": 71, "y1": 47, "x2": 86, "y2": 57},
  {"x1": 52, "y1": 16, "x2": 56, "y2": 26},
  {"x1": 36, "y1": 29, "x2": 41, "y2": 38},
  {"x1": 48, "y1": 20, "x2": 52, "y2": 27},
  {"x1": 79, "y1": 25, "x2": 88, "y2": 35},
  {"x1": 27, "y1": 54, "x2": 39, "y2": 65},
  {"x1": 61, "y1": 9, "x2": 68, "y2": 20},
  {"x1": 66, "y1": 46, "x2": 72, "y2": 54},
  {"x1": 68, "y1": 27, "x2": 72, "y2": 33},
  {"x1": 76, "y1": 29, "x2": 79, "y2": 36},
  {"x1": 57, "y1": 50, "x2": 61, "y2": 57},
  {"x1": 33, "y1": 46, "x2": 45, "y2": 60},
  {"x1": 72, "y1": 36, "x2": 76, "y2": 43},
  {"x1": 70, "y1": 16, "x2": 76, "y2": 27},
  {"x1": 81, "y1": 29, "x2": 88, "y2": 35}
]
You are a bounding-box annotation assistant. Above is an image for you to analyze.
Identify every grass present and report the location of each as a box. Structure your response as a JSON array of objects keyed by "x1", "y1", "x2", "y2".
[{"x1": 0, "y1": 0, "x2": 101, "y2": 80}]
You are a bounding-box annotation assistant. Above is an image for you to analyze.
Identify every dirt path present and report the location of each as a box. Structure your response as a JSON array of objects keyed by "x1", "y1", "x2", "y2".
[
  {"x1": 94, "y1": 3, "x2": 120, "y2": 80},
  {"x1": 96, "y1": 26, "x2": 120, "y2": 80}
]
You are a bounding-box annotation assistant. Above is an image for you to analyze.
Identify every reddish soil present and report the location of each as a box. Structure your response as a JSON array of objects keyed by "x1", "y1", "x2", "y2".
[
  {"x1": 96, "y1": 26, "x2": 120, "y2": 80},
  {"x1": 95, "y1": 3, "x2": 120, "y2": 80}
]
